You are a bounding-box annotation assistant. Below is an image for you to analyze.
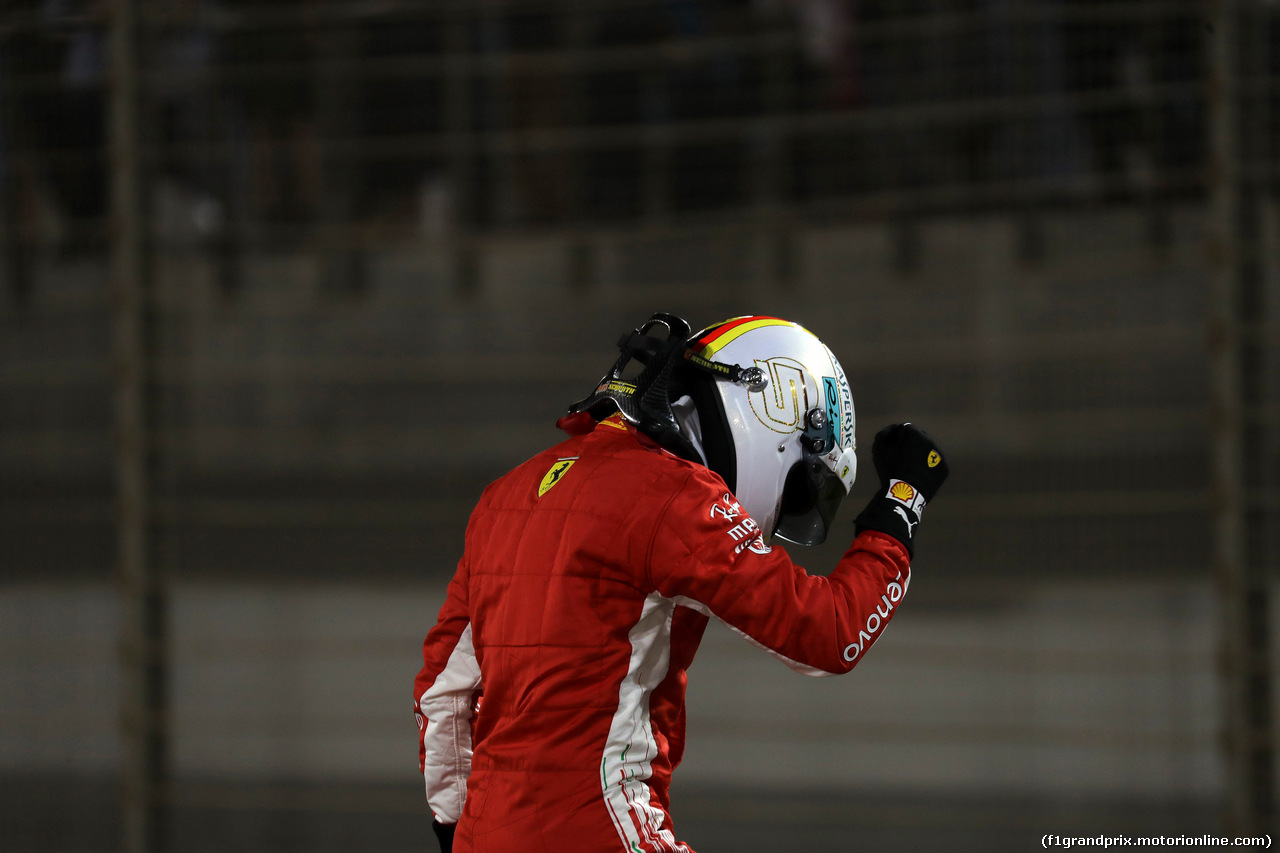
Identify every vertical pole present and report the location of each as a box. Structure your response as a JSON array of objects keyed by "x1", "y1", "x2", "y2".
[
  {"x1": 109, "y1": 1, "x2": 166, "y2": 852},
  {"x1": 445, "y1": 7, "x2": 472, "y2": 229},
  {"x1": 0, "y1": 33, "x2": 31, "y2": 308},
  {"x1": 1237, "y1": 0, "x2": 1276, "y2": 826},
  {"x1": 316, "y1": 16, "x2": 364, "y2": 295},
  {"x1": 563, "y1": 8, "x2": 596, "y2": 291},
  {"x1": 445, "y1": 6, "x2": 478, "y2": 294},
  {"x1": 1206, "y1": 0, "x2": 1273, "y2": 833},
  {"x1": 481, "y1": 7, "x2": 516, "y2": 227},
  {"x1": 752, "y1": 21, "x2": 790, "y2": 295},
  {"x1": 640, "y1": 76, "x2": 669, "y2": 224}
]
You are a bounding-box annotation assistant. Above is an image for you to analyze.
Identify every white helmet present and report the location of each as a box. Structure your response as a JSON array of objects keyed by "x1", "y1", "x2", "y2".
[
  {"x1": 566, "y1": 314, "x2": 857, "y2": 545},
  {"x1": 682, "y1": 316, "x2": 856, "y2": 544}
]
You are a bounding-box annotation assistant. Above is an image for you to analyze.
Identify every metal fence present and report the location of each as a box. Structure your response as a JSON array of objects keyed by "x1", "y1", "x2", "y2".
[{"x1": 1, "y1": 1, "x2": 1278, "y2": 851}]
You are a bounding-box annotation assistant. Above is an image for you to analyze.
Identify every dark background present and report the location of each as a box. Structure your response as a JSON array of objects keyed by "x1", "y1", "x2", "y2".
[{"x1": 1, "y1": 1, "x2": 1277, "y2": 851}]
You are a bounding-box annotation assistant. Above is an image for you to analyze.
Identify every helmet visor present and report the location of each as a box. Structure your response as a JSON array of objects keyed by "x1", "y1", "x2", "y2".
[{"x1": 773, "y1": 459, "x2": 847, "y2": 546}]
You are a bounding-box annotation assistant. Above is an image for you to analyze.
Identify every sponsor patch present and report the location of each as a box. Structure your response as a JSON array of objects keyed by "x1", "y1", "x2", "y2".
[
  {"x1": 823, "y1": 377, "x2": 840, "y2": 449},
  {"x1": 727, "y1": 517, "x2": 771, "y2": 555},
  {"x1": 885, "y1": 478, "x2": 926, "y2": 516},
  {"x1": 537, "y1": 457, "x2": 578, "y2": 497},
  {"x1": 710, "y1": 493, "x2": 742, "y2": 521},
  {"x1": 824, "y1": 344, "x2": 854, "y2": 450},
  {"x1": 892, "y1": 506, "x2": 918, "y2": 538},
  {"x1": 711, "y1": 493, "x2": 770, "y2": 554},
  {"x1": 726, "y1": 517, "x2": 759, "y2": 543},
  {"x1": 842, "y1": 570, "x2": 906, "y2": 662},
  {"x1": 927, "y1": 450, "x2": 941, "y2": 468},
  {"x1": 597, "y1": 379, "x2": 637, "y2": 397}
]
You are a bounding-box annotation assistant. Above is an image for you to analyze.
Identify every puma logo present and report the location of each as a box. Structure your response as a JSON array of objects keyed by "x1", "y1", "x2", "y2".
[{"x1": 893, "y1": 506, "x2": 918, "y2": 537}]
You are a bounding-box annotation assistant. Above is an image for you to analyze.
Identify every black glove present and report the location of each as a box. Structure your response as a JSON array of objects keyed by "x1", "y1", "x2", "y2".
[
  {"x1": 854, "y1": 423, "x2": 949, "y2": 558},
  {"x1": 432, "y1": 821, "x2": 455, "y2": 853}
]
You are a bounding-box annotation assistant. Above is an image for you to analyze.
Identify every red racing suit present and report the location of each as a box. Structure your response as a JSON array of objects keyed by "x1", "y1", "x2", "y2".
[{"x1": 414, "y1": 413, "x2": 911, "y2": 853}]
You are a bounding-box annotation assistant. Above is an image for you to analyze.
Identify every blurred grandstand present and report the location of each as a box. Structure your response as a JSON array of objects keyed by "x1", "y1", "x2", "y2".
[{"x1": 1, "y1": 1, "x2": 1278, "y2": 851}]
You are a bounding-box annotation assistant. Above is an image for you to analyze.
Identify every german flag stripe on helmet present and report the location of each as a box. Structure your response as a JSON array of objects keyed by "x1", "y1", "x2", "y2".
[{"x1": 691, "y1": 316, "x2": 792, "y2": 358}]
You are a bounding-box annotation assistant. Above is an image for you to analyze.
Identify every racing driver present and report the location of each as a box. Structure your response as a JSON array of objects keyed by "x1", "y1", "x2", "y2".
[{"x1": 413, "y1": 313, "x2": 949, "y2": 853}]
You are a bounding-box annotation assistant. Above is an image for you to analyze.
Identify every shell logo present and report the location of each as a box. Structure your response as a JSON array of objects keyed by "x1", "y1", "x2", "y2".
[{"x1": 889, "y1": 482, "x2": 916, "y2": 503}]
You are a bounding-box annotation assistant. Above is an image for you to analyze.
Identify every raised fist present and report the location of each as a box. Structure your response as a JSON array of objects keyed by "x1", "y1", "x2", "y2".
[{"x1": 855, "y1": 423, "x2": 948, "y2": 558}]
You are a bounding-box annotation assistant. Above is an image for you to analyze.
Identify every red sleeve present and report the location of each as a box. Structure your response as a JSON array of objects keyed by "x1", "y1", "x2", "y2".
[{"x1": 646, "y1": 467, "x2": 911, "y2": 676}]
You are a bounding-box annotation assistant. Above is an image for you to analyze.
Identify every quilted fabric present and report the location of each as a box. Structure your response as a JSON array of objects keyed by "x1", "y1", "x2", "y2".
[{"x1": 415, "y1": 415, "x2": 910, "y2": 852}]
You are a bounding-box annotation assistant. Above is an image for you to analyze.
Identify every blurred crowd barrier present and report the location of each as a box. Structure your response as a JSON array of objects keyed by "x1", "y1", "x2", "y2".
[
  {"x1": 0, "y1": 0, "x2": 1268, "y2": 256},
  {"x1": 1, "y1": 2, "x2": 1279, "y2": 852}
]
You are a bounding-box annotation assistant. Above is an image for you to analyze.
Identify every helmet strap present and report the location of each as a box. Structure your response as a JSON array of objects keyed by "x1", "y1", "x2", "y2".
[
  {"x1": 566, "y1": 313, "x2": 775, "y2": 470},
  {"x1": 680, "y1": 349, "x2": 769, "y2": 392},
  {"x1": 566, "y1": 313, "x2": 702, "y2": 463}
]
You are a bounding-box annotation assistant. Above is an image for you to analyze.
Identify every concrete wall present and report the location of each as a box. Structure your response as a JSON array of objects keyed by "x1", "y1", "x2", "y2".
[{"x1": 0, "y1": 577, "x2": 1234, "y2": 802}]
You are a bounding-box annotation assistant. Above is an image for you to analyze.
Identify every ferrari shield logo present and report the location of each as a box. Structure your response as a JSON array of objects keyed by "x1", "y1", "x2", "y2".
[{"x1": 537, "y1": 457, "x2": 578, "y2": 497}]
